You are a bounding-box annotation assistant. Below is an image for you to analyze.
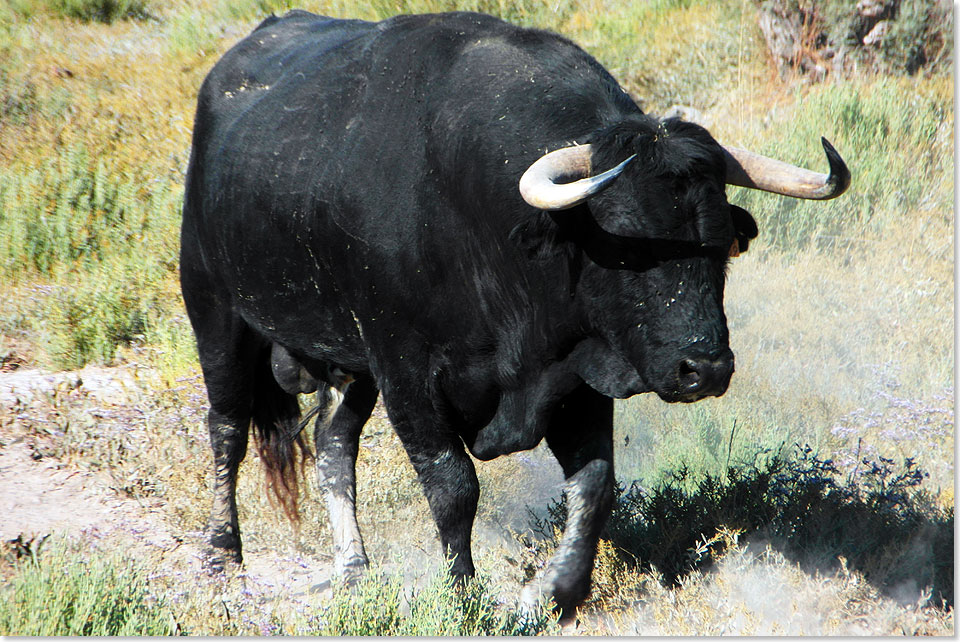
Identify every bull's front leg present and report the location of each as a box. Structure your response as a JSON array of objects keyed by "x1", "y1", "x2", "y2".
[
  {"x1": 524, "y1": 383, "x2": 615, "y2": 621},
  {"x1": 390, "y1": 417, "x2": 480, "y2": 579}
]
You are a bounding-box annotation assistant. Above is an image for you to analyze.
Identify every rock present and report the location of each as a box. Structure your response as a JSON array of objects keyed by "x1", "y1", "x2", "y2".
[
  {"x1": 863, "y1": 20, "x2": 891, "y2": 46},
  {"x1": 856, "y1": 0, "x2": 888, "y2": 19}
]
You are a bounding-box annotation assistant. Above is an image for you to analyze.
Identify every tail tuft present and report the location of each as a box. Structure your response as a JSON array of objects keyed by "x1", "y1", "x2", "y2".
[{"x1": 250, "y1": 349, "x2": 313, "y2": 523}]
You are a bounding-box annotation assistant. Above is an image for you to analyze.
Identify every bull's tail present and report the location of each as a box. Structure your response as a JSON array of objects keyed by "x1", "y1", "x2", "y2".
[{"x1": 250, "y1": 349, "x2": 313, "y2": 523}]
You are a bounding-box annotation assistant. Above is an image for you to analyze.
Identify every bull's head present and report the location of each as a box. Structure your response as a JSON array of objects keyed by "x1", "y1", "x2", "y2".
[{"x1": 519, "y1": 118, "x2": 849, "y2": 402}]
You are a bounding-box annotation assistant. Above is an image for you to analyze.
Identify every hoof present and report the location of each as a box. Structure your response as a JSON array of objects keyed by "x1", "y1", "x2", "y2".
[
  {"x1": 203, "y1": 538, "x2": 243, "y2": 574},
  {"x1": 557, "y1": 609, "x2": 579, "y2": 630},
  {"x1": 519, "y1": 582, "x2": 546, "y2": 617},
  {"x1": 520, "y1": 580, "x2": 578, "y2": 627},
  {"x1": 203, "y1": 550, "x2": 242, "y2": 574},
  {"x1": 336, "y1": 555, "x2": 369, "y2": 586}
]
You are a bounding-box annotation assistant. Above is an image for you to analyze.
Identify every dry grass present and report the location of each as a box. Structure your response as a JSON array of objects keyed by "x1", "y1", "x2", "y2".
[{"x1": 588, "y1": 540, "x2": 953, "y2": 636}]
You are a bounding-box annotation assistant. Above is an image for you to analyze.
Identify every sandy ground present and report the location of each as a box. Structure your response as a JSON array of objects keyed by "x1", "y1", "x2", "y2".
[
  {"x1": 0, "y1": 368, "x2": 166, "y2": 543},
  {"x1": 0, "y1": 365, "x2": 555, "y2": 611}
]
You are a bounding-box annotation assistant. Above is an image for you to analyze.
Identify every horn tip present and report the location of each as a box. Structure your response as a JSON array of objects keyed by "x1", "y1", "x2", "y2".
[{"x1": 819, "y1": 137, "x2": 851, "y2": 200}]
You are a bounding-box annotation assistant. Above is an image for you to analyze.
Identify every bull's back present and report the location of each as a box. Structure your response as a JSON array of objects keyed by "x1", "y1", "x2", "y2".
[
  {"x1": 181, "y1": 12, "x2": 513, "y2": 340},
  {"x1": 184, "y1": 11, "x2": 374, "y2": 211},
  {"x1": 194, "y1": 12, "x2": 372, "y2": 128},
  {"x1": 181, "y1": 12, "x2": 381, "y2": 366},
  {"x1": 180, "y1": 10, "x2": 629, "y2": 368}
]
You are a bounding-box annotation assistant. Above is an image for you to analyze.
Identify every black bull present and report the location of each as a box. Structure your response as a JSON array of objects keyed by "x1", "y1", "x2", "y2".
[{"x1": 180, "y1": 10, "x2": 849, "y2": 615}]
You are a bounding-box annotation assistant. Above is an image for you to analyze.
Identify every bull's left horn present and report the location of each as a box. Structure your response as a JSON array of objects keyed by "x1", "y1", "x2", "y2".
[
  {"x1": 723, "y1": 137, "x2": 850, "y2": 200},
  {"x1": 520, "y1": 144, "x2": 636, "y2": 210}
]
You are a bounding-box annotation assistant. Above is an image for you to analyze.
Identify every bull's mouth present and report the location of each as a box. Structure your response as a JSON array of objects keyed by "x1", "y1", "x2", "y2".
[
  {"x1": 570, "y1": 339, "x2": 735, "y2": 402},
  {"x1": 655, "y1": 388, "x2": 723, "y2": 404}
]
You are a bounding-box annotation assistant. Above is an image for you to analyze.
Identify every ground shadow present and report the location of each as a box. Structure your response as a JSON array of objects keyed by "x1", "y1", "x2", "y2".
[{"x1": 536, "y1": 445, "x2": 953, "y2": 609}]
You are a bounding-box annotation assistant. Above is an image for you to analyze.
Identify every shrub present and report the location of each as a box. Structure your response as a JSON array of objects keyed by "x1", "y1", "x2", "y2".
[
  {"x1": 0, "y1": 537, "x2": 178, "y2": 636},
  {"x1": 753, "y1": 0, "x2": 952, "y2": 79},
  {"x1": 0, "y1": 144, "x2": 184, "y2": 369},
  {"x1": 5, "y1": 0, "x2": 150, "y2": 22},
  {"x1": 165, "y1": 9, "x2": 222, "y2": 58},
  {"x1": 819, "y1": 0, "x2": 952, "y2": 76},
  {"x1": 308, "y1": 565, "x2": 558, "y2": 635},
  {"x1": 0, "y1": 146, "x2": 181, "y2": 279},
  {"x1": 530, "y1": 445, "x2": 953, "y2": 609}
]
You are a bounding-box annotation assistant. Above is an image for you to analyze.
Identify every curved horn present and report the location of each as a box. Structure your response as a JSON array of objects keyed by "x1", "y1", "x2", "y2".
[
  {"x1": 519, "y1": 144, "x2": 636, "y2": 210},
  {"x1": 723, "y1": 137, "x2": 850, "y2": 200}
]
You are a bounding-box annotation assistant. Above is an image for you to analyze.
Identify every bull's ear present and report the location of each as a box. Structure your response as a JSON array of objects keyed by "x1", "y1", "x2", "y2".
[{"x1": 730, "y1": 204, "x2": 758, "y2": 254}]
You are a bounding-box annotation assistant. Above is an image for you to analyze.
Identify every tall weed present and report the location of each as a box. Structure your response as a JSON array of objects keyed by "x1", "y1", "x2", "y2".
[
  {"x1": 0, "y1": 143, "x2": 183, "y2": 368},
  {"x1": 0, "y1": 146, "x2": 181, "y2": 279},
  {"x1": 165, "y1": 8, "x2": 221, "y2": 57}
]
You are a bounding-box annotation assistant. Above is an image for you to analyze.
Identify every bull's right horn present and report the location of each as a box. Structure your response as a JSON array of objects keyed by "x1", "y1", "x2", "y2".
[
  {"x1": 723, "y1": 137, "x2": 851, "y2": 200},
  {"x1": 519, "y1": 144, "x2": 636, "y2": 211}
]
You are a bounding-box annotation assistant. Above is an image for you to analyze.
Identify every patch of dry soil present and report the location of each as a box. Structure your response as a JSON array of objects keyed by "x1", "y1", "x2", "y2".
[{"x1": 0, "y1": 366, "x2": 336, "y2": 602}]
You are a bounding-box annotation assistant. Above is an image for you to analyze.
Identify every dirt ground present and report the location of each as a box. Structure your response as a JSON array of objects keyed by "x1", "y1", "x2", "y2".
[
  {"x1": 0, "y1": 364, "x2": 561, "y2": 622},
  {"x1": 0, "y1": 366, "x2": 345, "y2": 609}
]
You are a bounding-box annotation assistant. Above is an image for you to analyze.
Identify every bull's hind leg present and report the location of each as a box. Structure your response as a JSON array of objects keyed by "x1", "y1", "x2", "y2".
[
  {"x1": 181, "y1": 268, "x2": 259, "y2": 570},
  {"x1": 524, "y1": 383, "x2": 615, "y2": 621},
  {"x1": 196, "y1": 330, "x2": 259, "y2": 571},
  {"x1": 205, "y1": 400, "x2": 251, "y2": 570},
  {"x1": 314, "y1": 374, "x2": 378, "y2": 582}
]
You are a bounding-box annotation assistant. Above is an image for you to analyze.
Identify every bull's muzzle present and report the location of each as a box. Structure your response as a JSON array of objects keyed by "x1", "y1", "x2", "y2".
[{"x1": 675, "y1": 348, "x2": 735, "y2": 402}]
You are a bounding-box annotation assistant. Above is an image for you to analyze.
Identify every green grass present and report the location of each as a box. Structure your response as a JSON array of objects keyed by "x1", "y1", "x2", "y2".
[
  {"x1": 306, "y1": 565, "x2": 558, "y2": 635},
  {"x1": 0, "y1": 145, "x2": 180, "y2": 279},
  {"x1": 0, "y1": 144, "x2": 186, "y2": 369},
  {"x1": 164, "y1": 8, "x2": 222, "y2": 57},
  {"x1": 725, "y1": 76, "x2": 952, "y2": 251},
  {"x1": 0, "y1": 534, "x2": 555, "y2": 636},
  {"x1": 0, "y1": 537, "x2": 178, "y2": 636},
  {"x1": 583, "y1": 1, "x2": 753, "y2": 111}
]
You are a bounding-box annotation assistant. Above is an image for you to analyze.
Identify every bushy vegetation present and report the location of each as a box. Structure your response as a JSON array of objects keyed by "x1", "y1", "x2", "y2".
[
  {"x1": 0, "y1": 145, "x2": 184, "y2": 368},
  {"x1": 309, "y1": 566, "x2": 557, "y2": 635},
  {"x1": 0, "y1": 537, "x2": 178, "y2": 636},
  {"x1": 765, "y1": 0, "x2": 954, "y2": 77},
  {"x1": 3, "y1": 0, "x2": 150, "y2": 23},
  {"x1": 525, "y1": 445, "x2": 953, "y2": 612}
]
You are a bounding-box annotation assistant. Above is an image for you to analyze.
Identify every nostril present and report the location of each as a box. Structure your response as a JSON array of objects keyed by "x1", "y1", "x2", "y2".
[{"x1": 678, "y1": 358, "x2": 701, "y2": 388}]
